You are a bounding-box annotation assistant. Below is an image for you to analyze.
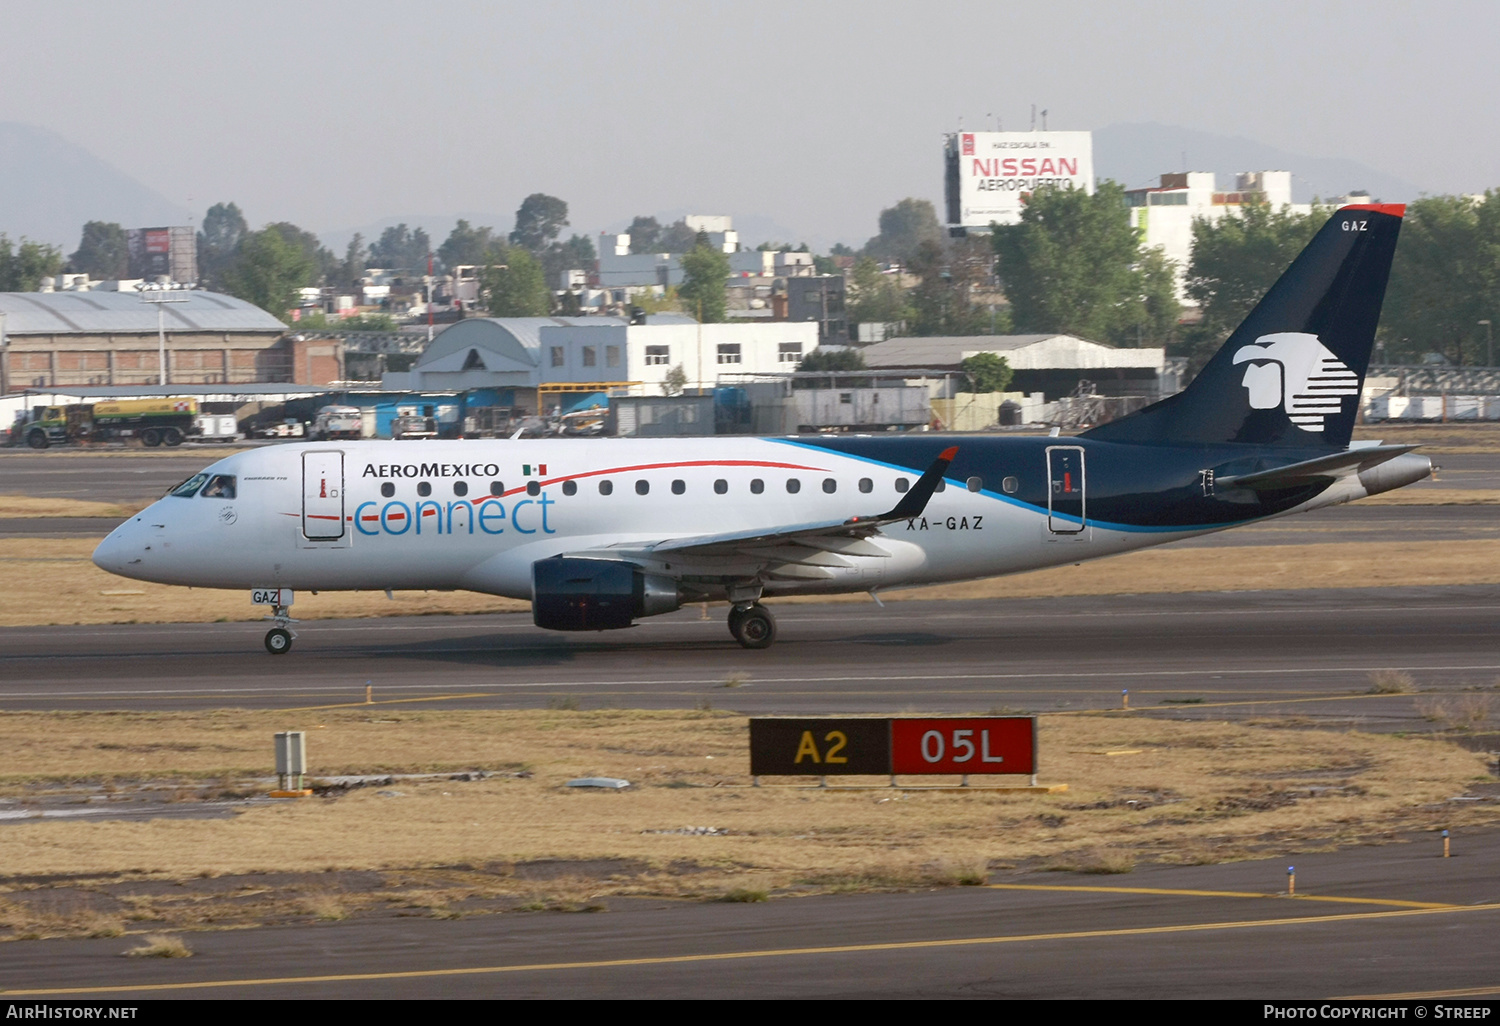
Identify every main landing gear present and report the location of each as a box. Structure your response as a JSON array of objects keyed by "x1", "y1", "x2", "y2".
[
  {"x1": 264, "y1": 604, "x2": 298, "y2": 655},
  {"x1": 728, "y1": 603, "x2": 776, "y2": 650}
]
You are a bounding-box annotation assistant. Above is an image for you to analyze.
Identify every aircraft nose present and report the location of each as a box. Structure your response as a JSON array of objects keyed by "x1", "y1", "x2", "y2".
[{"x1": 93, "y1": 518, "x2": 151, "y2": 577}]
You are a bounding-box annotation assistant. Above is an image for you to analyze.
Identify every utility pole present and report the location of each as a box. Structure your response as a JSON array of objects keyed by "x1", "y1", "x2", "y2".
[{"x1": 138, "y1": 283, "x2": 190, "y2": 387}]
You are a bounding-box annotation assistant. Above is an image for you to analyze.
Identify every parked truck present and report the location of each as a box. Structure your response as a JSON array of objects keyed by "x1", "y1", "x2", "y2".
[{"x1": 16, "y1": 398, "x2": 201, "y2": 449}]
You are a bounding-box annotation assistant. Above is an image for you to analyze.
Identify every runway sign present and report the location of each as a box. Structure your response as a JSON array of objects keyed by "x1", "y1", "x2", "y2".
[
  {"x1": 749, "y1": 717, "x2": 1035, "y2": 776},
  {"x1": 890, "y1": 718, "x2": 1035, "y2": 775},
  {"x1": 748, "y1": 718, "x2": 892, "y2": 775}
]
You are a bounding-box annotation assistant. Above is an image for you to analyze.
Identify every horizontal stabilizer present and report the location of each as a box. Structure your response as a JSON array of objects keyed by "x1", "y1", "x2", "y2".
[{"x1": 1215, "y1": 444, "x2": 1418, "y2": 491}]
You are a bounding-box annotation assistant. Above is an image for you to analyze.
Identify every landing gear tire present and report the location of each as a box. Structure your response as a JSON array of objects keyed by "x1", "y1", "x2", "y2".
[
  {"x1": 140, "y1": 428, "x2": 162, "y2": 447},
  {"x1": 265, "y1": 627, "x2": 293, "y2": 655},
  {"x1": 163, "y1": 427, "x2": 183, "y2": 446},
  {"x1": 730, "y1": 604, "x2": 776, "y2": 650}
]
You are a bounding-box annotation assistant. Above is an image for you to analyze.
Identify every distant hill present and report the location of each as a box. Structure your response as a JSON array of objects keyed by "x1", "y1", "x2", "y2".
[
  {"x1": 0, "y1": 123, "x2": 189, "y2": 251},
  {"x1": 1094, "y1": 122, "x2": 1421, "y2": 204}
]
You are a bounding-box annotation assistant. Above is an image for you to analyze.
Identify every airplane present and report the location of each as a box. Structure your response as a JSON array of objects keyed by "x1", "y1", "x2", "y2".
[{"x1": 92, "y1": 203, "x2": 1430, "y2": 654}]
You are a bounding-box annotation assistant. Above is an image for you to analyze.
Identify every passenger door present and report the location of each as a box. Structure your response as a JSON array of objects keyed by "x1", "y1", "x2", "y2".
[
  {"x1": 1046, "y1": 446, "x2": 1086, "y2": 534},
  {"x1": 302, "y1": 450, "x2": 345, "y2": 541}
]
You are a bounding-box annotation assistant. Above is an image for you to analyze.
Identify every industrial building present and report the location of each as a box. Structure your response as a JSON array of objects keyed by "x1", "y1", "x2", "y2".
[
  {"x1": 0, "y1": 290, "x2": 339, "y2": 392},
  {"x1": 384, "y1": 315, "x2": 821, "y2": 408},
  {"x1": 858, "y1": 333, "x2": 1175, "y2": 400}
]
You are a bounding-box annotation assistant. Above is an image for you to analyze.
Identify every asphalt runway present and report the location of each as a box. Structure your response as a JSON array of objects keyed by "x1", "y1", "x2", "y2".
[
  {"x1": 4, "y1": 838, "x2": 1498, "y2": 999},
  {"x1": 5, "y1": 587, "x2": 1500, "y2": 729}
]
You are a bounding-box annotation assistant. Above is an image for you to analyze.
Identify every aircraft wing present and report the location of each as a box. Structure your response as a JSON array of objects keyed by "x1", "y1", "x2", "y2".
[
  {"x1": 1215, "y1": 444, "x2": 1418, "y2": 491},
  {"x1": 566, "y1": 446, "x2": 957, "y2": 580}
]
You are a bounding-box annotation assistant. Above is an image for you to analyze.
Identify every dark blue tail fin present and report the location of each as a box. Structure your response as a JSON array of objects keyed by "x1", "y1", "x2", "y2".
[{"x1": 1083, "y1": 204, "x2": 1404, "y2": 449}]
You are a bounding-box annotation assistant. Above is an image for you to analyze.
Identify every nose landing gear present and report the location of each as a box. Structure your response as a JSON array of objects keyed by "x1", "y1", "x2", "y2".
[
  {"x1": 728, "y1": 603, "x2": 776, "y2": 650},
  {"x1": 264, "y1": 604, "x2": 298, "y2": 655}
]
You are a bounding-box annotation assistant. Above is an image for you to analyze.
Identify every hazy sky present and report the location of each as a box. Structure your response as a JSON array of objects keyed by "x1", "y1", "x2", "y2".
[{"x1": 6, "y1": 0, "x2": 1497, "y2": 246}]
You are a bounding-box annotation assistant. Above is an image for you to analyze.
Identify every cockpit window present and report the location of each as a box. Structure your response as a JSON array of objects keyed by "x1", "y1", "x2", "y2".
[
  {"x1": 168, "y1": 473, "x2": 208, "y2": 498},
  {"x1": 201, "y1": 475, "x2": 237, "y2": 499}
]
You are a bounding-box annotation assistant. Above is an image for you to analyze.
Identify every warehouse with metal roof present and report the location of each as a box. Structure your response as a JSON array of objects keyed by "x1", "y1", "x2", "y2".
[{"x1": 0, "y1": 290, "x2": 326, "y2": 393}]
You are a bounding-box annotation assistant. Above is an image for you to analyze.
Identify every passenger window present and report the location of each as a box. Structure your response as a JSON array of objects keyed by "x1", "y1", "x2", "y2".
[
  {"x1": 786, "y1": 478, "x2": 801, "y2": 494},
  {"x1": 562, "y1": 480, "x2": 577, "y2": 496},
  {"x1": 967, "y1": 476, "x2": 983, "y2": 492},
  {"x1": 453, "y1": 481, "x2": 468, "y2": 497},
  {"x1": 489, "y1": 480, "x2": 505, "y2": 496},
  {"x1": 895, "y1": 478, "x2": 910, "y2": 493},
  {"x1": 750, "y1": 479, "x2": 764, "y2": 494},
  {"x1": 671, "y1": 479, "x2": 685, "y2": 495},
  {"x1": 858, "y1": 478, "x2": 872, "y2": 493},
  {"x1": 636, "y1": 480, "x2": 649, "y2": 495},
  {"x1": 599, "y1": 480, "x2": 613, "y2": 495},
  {"x1": 1002, "y1": 476, "x2": 1019, "y2": 494},
  {"x1": 822, "y1": 478, "x2": 836, "y2": 494},
  {"x1": 381, "y1": 482, "x2": 395, "y2": 498},
  {"x1": 526, "y1": 481, "x2": 541, "y2": 496},
  {"x1": 417, "y1": 481, "x2": 432, "y2": 497},
  {"x1": 169, "y1": 473, "x2": 208, "y2": 498},
  {"x1": 714, "y1": 479, "x2": 728, "y2": 494}
]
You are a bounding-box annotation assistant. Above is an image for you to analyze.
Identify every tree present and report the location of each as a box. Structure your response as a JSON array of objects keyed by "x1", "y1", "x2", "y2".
[
  {"x1": 907, "y1": 236, "x2": 1007, "y2": 336},
  {"x1": 482, "y1": 247, "x2": 551, "y2": 316},
  {"x1": 540, "y1": 233, "x2": 597, "y2": 291},
  {"x1": 678, "y1": 240, "x2": 730, "y2": 323},
  {"x1": 797, "y1": 348, "x2": 867, "y2": 373},
  {"x1": 992, "y1": 181, "x2": 1177, "y2": 347},
  {"x1": 657, "y1": 219, "x2": 697, "y2": 254},
  {"x1": 0, "y1": 235, "x2": 63, "y2": 291},
  {"x1": 627, "y1": 215, "x2": 662, "y2": 254},
  {"x1": 509, "y1": 193, "x2": 569, "y2": 253},
  {"x1": 1380, "y1": 194, "x2": 1500, "y2": 365},
  {"x1": 438, "y1": 220, "x2": 503, "y2": 269},
  {"x1": 265, "y1": 222, "x2": 337, "y2": 285},
  {"x1": 864, "y1": 198, "x2": 944, "y2": 266},
  {"x1": 219, "y1": 226, "x2": 317, "y2": 320},
  {"x1": 1181, "y1": 203, "x2": 1328, "y2": 366},
  {"x1": 335, "y1": 233, "x2": 367, "y2": 291},
  {"x1": 660, "y1": 364, "x2": 688, "y2": 396},
  {"x1": 847, "y1": 256, "x2": 911, "y2": 332},
  {"x1": 69, "y1": 221, "x2": 128, "y2": 279},
  {"x1": 369, "y1": 224, "x2": 432, "y2": 270},
  {"x1": 197, "y1": 202, "x2": 247, "y2": 288},
  {"x1": 961, "y1": 352, "x2": 1014, "y2": 393}
]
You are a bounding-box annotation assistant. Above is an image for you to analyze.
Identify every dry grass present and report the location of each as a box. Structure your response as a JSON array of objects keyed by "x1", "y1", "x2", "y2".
[
  {"x1": 1415, "y1": 693, "x2": 1494, "y2": 730},
  {"x1": 12, "y1": 533, "x2": 1500, "y2": 627},
  {"x1": 0, "y1": 495, "x2": 149, "y2": 518},
  {"x1": 123, "y1": 934, "x2": 192, "y2": 958},
  {"x1": 0, "y1": 709, "x2": 1492, "y2": 893},
  {"x1": 1359, "y1": 489, "x2": 1500, "y2": 506},
  {"x1": 1369, "y1": 670, "x2": 1418, "y2": 694}
]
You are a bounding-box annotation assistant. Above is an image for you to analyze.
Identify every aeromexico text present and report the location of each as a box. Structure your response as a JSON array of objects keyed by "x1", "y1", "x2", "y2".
[{"x1": 362, "y1": 462, "x2": 505, "y2": 479}]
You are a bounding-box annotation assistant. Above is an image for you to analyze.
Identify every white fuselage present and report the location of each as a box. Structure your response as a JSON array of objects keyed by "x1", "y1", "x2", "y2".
[{"x1": 91, "y1": 436, "x2": 1369, "y2": 602}]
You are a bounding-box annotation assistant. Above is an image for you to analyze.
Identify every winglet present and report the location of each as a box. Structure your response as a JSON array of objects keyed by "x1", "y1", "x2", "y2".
[{"x1": 860, "y1": 445, "x2": 958, "y2": 524}]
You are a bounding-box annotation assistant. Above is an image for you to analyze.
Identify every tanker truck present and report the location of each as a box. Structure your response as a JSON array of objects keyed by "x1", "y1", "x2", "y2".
[{"x1": 18, "y1": 398, "x2": 202, "y2": 449}]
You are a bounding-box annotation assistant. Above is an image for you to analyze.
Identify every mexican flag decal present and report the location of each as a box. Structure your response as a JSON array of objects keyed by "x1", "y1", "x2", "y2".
[{"x1": 522, "y1": 464, "x2": 548, "y2": 477}]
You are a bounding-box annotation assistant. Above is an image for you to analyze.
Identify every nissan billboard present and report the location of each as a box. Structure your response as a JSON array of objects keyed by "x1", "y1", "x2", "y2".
[{"x1": 944, "y1": 131, "x2": 1095, "y2": 229}]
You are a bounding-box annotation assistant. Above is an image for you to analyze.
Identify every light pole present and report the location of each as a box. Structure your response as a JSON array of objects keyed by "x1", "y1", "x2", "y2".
[
  {"x1": 1480, "y1": 319, "x2": 1493, "y2": 367},
  {"x1": 138, "y1": 283, "x2": 191, "y2": 387}
]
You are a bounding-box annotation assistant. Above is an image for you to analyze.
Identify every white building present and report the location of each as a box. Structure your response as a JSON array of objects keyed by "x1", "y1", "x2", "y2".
[
  {"x1": 385, "y1": 315, "x2": 819, "y2": 397},
  {"x1": 1126, "y1": 171, "x2": 1313, "y2": 299}
]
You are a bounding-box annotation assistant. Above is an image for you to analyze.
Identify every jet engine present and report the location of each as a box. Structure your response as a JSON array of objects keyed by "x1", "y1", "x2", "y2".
[{"x1": 531, "y1": 557, "x2": 681, "y2": 631}]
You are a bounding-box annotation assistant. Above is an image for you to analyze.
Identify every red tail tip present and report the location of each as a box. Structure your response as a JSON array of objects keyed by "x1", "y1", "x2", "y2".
[
  {"x1": 1341, "y1": 203, "x2": 1405, "y2": 218},
  {"x1": 938, "y1": 446, "x2": 959, "y2": 461}
]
